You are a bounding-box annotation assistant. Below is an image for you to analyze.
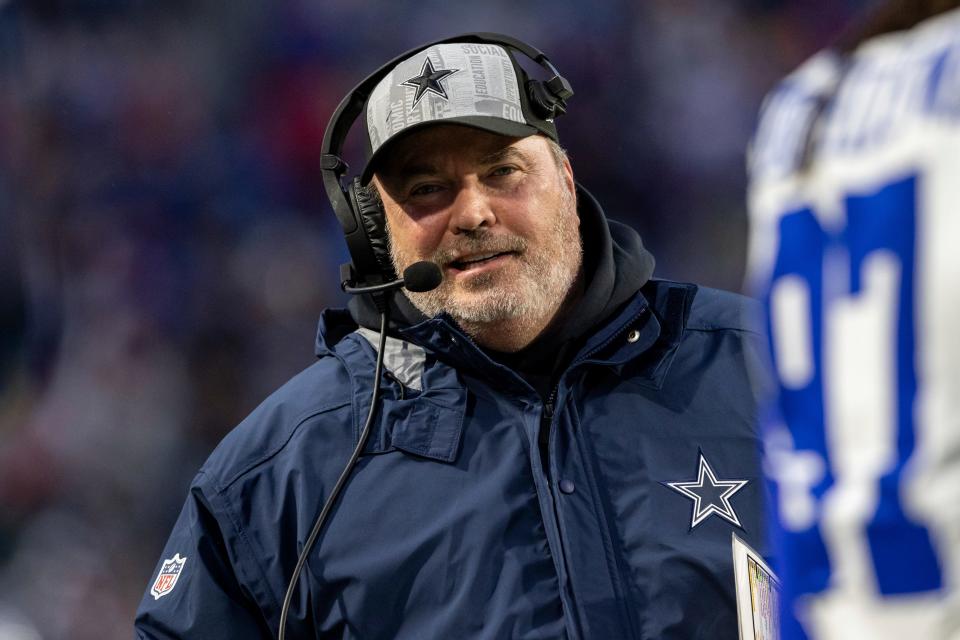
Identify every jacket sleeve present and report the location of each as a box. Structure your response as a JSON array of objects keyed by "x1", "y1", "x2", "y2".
[{"x1": 134, "y1": 473, "x2": 274, "y2": 639}]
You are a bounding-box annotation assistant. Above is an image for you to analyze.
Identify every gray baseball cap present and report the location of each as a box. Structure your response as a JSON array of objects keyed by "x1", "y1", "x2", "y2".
[{"x1": 360, "y1": 41, "x2": 560, "y2": 182}]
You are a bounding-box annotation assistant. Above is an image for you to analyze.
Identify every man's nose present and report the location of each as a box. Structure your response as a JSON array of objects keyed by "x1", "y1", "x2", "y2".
[{"x1": 448, "y1": 181, "x2": 496, "y2": 234}]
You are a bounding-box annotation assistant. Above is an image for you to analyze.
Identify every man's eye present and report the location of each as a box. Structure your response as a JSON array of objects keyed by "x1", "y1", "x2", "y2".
[
  {"x1": 410, "y1": 184, "x2": 442, "y2": 197},
  {"x1": 490, "y1": 165, "x2": 516, "y2": 177}
]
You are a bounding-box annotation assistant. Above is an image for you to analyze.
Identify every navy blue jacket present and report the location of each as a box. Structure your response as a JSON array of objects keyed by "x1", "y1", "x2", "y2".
[{"x1": 135, "y1": 279, "x2": 769, "y2": 639}]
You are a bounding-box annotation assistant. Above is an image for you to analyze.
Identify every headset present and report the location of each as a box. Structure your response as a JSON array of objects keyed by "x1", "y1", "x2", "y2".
[{"x1": 319, "y1": 32, "x2": 574, "y2": 294}]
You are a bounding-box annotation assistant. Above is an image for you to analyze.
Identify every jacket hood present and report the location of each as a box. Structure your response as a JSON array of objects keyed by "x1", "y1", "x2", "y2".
[{"x1": 557, "y1": 184, "x2": 655, "y2": 344}]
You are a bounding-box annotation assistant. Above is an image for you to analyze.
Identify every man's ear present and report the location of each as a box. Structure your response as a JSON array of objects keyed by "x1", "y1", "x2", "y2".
[{"x1": 561, "y1": 155, "x2": 576, "y2": 201}]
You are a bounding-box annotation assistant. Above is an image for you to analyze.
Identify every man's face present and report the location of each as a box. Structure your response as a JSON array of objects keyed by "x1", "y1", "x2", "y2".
[{"x1": 373, "y1": 124, "x2": 582, "y2": 348}]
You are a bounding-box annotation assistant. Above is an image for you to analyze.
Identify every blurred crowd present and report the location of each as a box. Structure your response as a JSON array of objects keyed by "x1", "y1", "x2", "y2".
[{"x1": 0, "y1": 0, "x2": 868, "y2": 637}]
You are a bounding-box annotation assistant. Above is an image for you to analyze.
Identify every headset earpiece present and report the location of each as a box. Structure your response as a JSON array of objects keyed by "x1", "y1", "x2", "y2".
[
  {"x1": 526, "y1": 80, "x2": 558, "y2": 119},
  {"x1": 347, "y1": 178, "x2": 396, "y2": 281},
  {"x1": 526, "y1": 78, "x2": 573, "y2": 119}
]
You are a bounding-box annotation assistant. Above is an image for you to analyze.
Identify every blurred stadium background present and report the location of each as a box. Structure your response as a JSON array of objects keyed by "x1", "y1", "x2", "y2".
[{"x1": 0, "y1": 0, "x2": 871, "y2": 637}]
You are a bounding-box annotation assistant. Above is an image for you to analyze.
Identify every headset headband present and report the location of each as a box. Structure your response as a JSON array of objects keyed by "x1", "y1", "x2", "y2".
[{"x1": 320, "y1": 32, "x2": 573, "y2": 287}]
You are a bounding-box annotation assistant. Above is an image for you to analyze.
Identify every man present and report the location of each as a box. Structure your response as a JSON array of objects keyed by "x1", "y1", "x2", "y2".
[
  {"x1": 748, "y1": 1, "x2": 960, "y2": 638},
  {"x1": 136, "y1": 35, "x2": 769, "y2": 639}
]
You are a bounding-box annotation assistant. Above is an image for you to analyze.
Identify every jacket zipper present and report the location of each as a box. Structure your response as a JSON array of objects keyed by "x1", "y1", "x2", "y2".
[
  {"x1": 537, "y1": 309, "x2": 648, "y2": 640},
  {"x1": 538, "y1": 388, "x2": 558, "y2": 478}
]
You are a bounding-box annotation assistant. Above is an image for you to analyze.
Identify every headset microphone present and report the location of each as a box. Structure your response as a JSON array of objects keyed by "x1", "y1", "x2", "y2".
[{"x1": 342, "y1": 260, "x2": 443, "y2": 295}]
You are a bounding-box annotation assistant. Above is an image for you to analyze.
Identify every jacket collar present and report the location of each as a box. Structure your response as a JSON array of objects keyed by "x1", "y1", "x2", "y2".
[
  {"x1": 313, "y1": 278, "x2": 694, "y2": 465},
  {"x1": 395, "y1": 280, "x2": 693, "y2": 391},
  {"x1": 317, "y1": 279, "x2": 694, "y2": 389}
]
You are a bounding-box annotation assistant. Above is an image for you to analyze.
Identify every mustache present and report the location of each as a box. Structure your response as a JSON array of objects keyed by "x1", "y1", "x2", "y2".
[{"x1": 430, "y1": 231, "x2": 528, "y2": 265}]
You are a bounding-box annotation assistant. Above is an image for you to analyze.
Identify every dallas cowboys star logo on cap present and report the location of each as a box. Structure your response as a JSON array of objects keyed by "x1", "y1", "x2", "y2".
[
  {"x1": 665, "y1": 452, "x2": 749, "y2": 529},
  {"x1": 401, "y1": 57, "x2": 459, "y2": 106}
]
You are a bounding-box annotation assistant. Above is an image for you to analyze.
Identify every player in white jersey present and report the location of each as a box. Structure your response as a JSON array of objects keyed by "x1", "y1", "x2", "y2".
[{"x1": 748, "y1": 1, "x2": 960, "y2": 638}]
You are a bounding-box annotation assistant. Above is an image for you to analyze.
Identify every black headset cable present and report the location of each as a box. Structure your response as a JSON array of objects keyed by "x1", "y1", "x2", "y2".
[{"x1": 277, "y1": 309, "x2": 389, "y2": 639}]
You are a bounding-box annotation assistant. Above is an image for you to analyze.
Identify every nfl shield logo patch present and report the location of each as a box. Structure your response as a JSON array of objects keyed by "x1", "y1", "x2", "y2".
[{"x1": 151, "y1": 553, "x2": 187, "y2": 600}]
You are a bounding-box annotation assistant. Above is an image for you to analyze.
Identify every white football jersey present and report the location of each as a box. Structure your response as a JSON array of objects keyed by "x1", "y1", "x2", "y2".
[{"x1": 748, "y1": 8, "x2": 960, "y2": 640}]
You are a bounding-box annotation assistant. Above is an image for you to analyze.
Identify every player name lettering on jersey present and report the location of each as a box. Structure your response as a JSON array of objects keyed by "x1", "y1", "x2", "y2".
[
  {"x1": 751, "y1": 15, "x2": 960, "y2": 181},
  {"x1": 821, "y1": 37, "x2": 960, "y2": 154}
]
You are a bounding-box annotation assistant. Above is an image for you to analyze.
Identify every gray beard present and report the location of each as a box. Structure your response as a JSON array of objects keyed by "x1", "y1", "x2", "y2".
[{"x1": 389, "y1": 190, "x2": 582, "y2": 331}]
